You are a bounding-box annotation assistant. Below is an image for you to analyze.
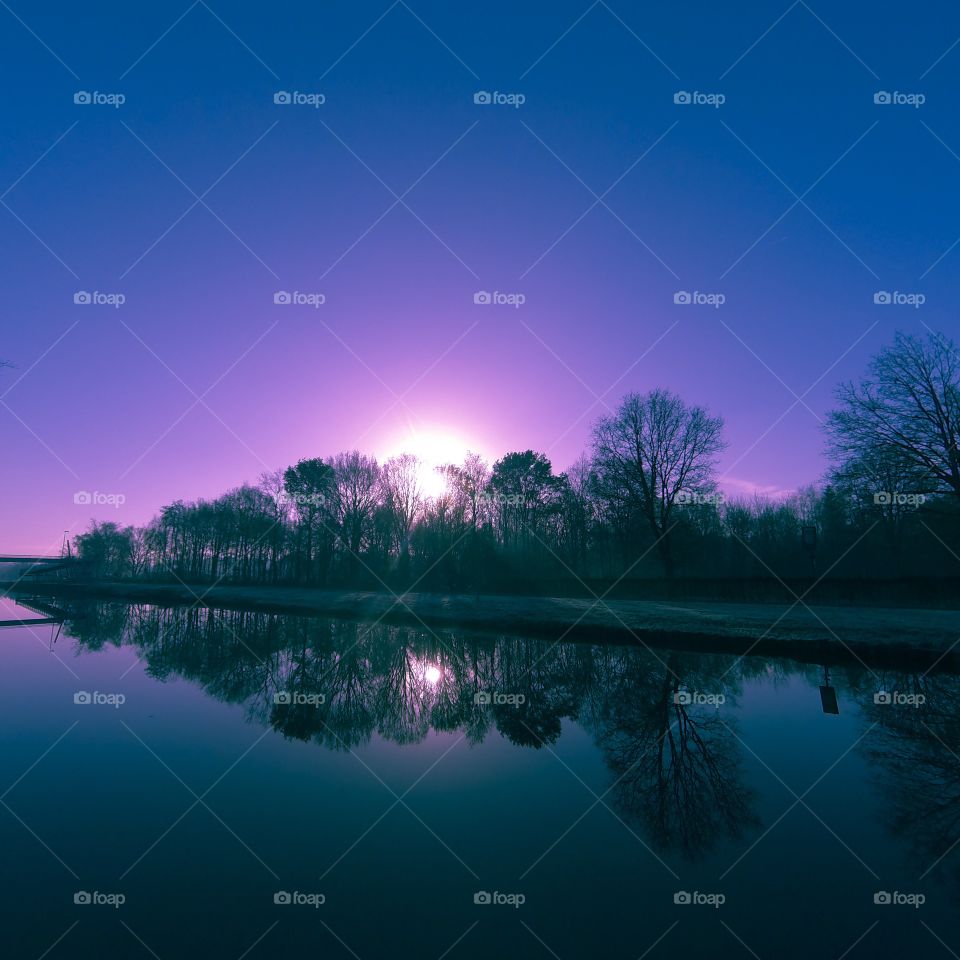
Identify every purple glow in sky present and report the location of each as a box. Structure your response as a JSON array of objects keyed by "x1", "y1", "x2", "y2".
[{"x1": 2, "y1": 1, "x2": 959, "y2": 551}]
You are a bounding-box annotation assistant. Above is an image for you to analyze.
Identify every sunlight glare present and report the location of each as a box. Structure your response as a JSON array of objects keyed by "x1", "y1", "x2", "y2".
[{"x1": 383, "y1": 426, "x2": 473, "y2": 498}]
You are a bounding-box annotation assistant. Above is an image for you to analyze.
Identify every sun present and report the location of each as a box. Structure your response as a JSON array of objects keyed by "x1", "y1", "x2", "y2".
[{"x1": 382, "y1": 426, "x2": 474, "y2": 498}]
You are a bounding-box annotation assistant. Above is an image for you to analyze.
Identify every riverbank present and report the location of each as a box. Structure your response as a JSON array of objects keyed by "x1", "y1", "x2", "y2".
[{"x1": 4, "y1": 578, "x2": 959, "y2": 671}]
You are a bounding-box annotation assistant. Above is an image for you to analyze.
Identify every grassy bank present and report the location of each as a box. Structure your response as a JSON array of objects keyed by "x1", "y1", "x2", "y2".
[{"x1": 4, "y1": 578, "x2": 959, "y2": 672}]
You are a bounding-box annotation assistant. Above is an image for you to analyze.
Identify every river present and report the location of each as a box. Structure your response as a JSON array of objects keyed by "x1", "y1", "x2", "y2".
[{"x1": 0, "y1": 594, "x2": 955, "y2": 957}]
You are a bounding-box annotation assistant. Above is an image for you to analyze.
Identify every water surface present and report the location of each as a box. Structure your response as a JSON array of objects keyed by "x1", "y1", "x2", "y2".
[{"x1": 1, "y1": 594, "x2": 956, "y2": 958}]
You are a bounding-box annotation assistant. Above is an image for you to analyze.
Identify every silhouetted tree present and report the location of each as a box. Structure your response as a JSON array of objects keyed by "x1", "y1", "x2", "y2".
[
  {"x1": 381, "y1": 454, "x2": 424, "y2": 577},
  {"x1": 591, "y1": 389, "x2": 726, "y2": 576},
  {"x1": 827, "y1": 331, "x2": 960, "y2": 500},
  {"x1": 487, "y1": 450, "x2": 566, "y2": 558},
  {"x1": 68, "y1": 341, "x2": 960, "y2": 593},
  {"x1": 75, "y1": 522, "x2": 136, "y2": 578},
  {"x1": 283, "y1": 458, "x2": 334, "y2": 584},
  {"x1": 329, "y1": 451, "x2": 380, "y2": 580}
]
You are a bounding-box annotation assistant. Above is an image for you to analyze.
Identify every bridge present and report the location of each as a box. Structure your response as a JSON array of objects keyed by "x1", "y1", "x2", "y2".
[
  {"x1": 0, "y1": 596, "x2": 71, "y2": 629},
  {"x1": 0, "y1": 555, "x2": 80, "y2": 564},
  {"x1": 0, "y1": 555, "x2": 85, "y2": 577},
  {"x1": 0, "y1": 535, "x2": 86, "y2": 579},
  {"x1": 0, "y1": 536, "x2": 81, "y2": 632},
  {"x1": 0, "y1": 595, "x2": 75, "y2": 637}
]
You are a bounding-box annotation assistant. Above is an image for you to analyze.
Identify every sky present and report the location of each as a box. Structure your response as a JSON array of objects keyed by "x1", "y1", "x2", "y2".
[{"x1": 1, "y1": 0, "x2": 959, "y2": 552}]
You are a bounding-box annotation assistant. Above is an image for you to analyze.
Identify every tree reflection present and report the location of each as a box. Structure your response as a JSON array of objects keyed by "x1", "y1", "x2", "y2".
[
  {"x1": 585, "y1": 652, "x2": 759, "y2": 858},
  {"x1": 61, "y1": 601, "x2": 960, "y2": 876},
  {"x1": 856, "y1": 671, "x2": 960, "y2": 886},
  {"x1": 66, "y1": 603, "x2": 761, "y2": 858}
]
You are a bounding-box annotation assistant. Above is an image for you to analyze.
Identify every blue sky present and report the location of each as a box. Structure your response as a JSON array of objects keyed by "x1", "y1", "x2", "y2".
[{"x1": 1, "y1": 0, "x2": 959, "y2": 550}]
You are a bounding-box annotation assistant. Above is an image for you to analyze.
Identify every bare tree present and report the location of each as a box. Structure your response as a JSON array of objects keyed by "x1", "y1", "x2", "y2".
[
  {"x1": 258, "y1": 468, "x2": 290, "y2": 582},
  {"x1": 591, "y1": 389, "x2": 726, "y2": 576},
  {"x1": 329, "y1": 451, "x2": 381, "y2": 562},
  {"x1": 381, "y1": 454, "x2": 423, "y2": 572},
  {"x1": 440, "y1": 452, "x2": 490, "y2": 530},
  {"x1": 562, "y1": 454, "x2": 596, "y2": 570},
  {"x1": 826, "y1": 331, "x2": 960, "y2": 500}
]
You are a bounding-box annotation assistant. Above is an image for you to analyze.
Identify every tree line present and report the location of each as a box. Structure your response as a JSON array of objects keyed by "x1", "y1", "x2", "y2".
[{"x1": 76, "y1": 330, "x2": 960, "y2": 595}]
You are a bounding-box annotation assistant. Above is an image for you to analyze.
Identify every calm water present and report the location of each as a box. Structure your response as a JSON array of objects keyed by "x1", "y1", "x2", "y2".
[{"x1": 1, "y1": 593, "x2": 958, "y2": 958}]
